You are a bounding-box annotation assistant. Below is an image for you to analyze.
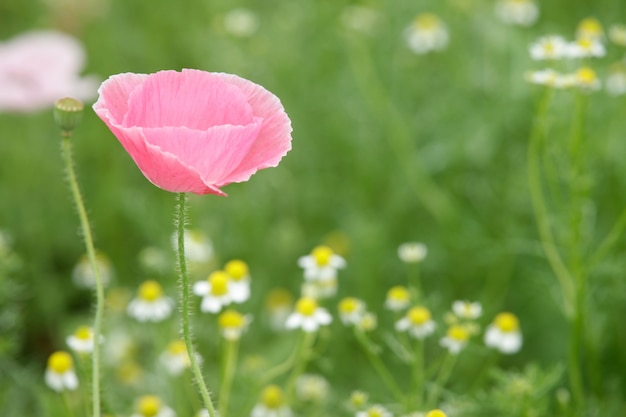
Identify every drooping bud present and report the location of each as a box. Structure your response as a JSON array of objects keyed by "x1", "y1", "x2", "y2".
[{"x1": 54, "y1": 97, "x2": 84, "y2": 137}]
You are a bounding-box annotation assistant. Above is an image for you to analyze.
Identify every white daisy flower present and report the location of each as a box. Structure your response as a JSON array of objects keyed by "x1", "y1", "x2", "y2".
[
  {"x1": 405, "y1": 13, "x2": 449, "y2": 54},
  {"x1": 395, "y1": 306, "x2": 436, "y2": 339},
  {"x1": 397, "y1": 242, "x2": 427, "y2": 264},
  {"x1": 440, "y1": 324, "x2": 471, "y2": 354},
  {"x1": 349, "y1": 390, "x2": 369, "y2": 409},
  {"x1": 193, "y1": 270, "x2": 233, "y2": 314},
  {"x1": 72, "y1": 250, "x2": 113, "y2": 289},
  {"x1": 606, "y1": 64, "x2": 626, "y2": 95},
  {"x1": 529, "y1": 35, "x2": 567, "y2": 60},
  {"x1": 338, "y1": 297, "x2": 366, "y2": 325},
  {"x1": 160, "y1": 340, "x2": 192, "y2": 376},
  {"x1": 576, "y1": 17, "x2": 604, "y2": 41},
  {"x1": 66, "y1": 325, "x2": 100, "y2": 354},
  {"x1": 45, "y1": 351, "x2": 78, "y2": 392},
  {"x1": 495, "y1": 0, "x2": 539, "y2": 27},
  {"x1": 225, "y1": 259, "x2": 251, "y2": 303},
  {"x1": 566, "y1": 38, "x2": 605, "y2": 58},
  {"x1": 127, "y1": 280, "x2": 174, "y2": 322},
  {"x1": 525, "y1": 68, "x2": 571, "y2": 88},
  {"x1": 218, "y1": 309, "x2": 251, "y2": 341},
  {"x1": 357, "y1": 312, "x2": 378, "y2": 332},
  {"x1": 265, "y1": 288, "x2": 294, "y2": 332},
  {"x1": 301, "y1": 276, "x2": 338, "y2": 299},
  {"x1": 172, "y1": 229, "x2": 213, "y2": 264},
  {"x1": 385, "y1": 286, "x2": 411, "y2": 311},
  {"x1": 251, "y1": 385, "x2": 293, "y2": 417},
  {"x1": 426, "y1": 410, "x2": 448, "y2": 417},
  {"x1": 295, "y1": 374, "x2": 330, "y2": 403},
  {"x1": 484, "y1": 312, "x2": 523, "y2": 354},
  {"x1": 452, "y1": 300, "x2": 482, "y2": 320},
  {"x1": 131, "y1": 395, "x2": 176, "y2": 417},
  {"x1": 573, "y1": 67, "x2": 601, "y2": 91},
  {"x1": 609, "y1": 24, "x2": 626, "y2": 46},
  {"x1": 285, "y1": 297, "x2": 332, "y2": 332},
  {"x1": 356, "y1": 404, "x2": 393, "y2": 417},
  {"x1": 298, "y1": 246, "x2": 346, "y2": 282},
  {"x1": 224, "y1": 8, "x2": 259, "y2": 38}
]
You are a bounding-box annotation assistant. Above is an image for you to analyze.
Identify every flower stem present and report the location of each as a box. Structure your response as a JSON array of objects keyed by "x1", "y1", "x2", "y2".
[
  {"x1": 426, "y1": 352, "x2": 457, "y2": 408},
  {"x1": 411, "y1": 339, "x2": 425, "y2": 409},
  {"x1": 176, "y1": 193, "x2": 217, "y2": 417},
  {"x1": 219, "y1": 339, "x2": 239, "y2": 417},
  {"x1": 61, "y1": 137, "x2": 103, "y2": 417},
  {"x1": 286, "y1": 331, "x2": 316, "y2": 401}
]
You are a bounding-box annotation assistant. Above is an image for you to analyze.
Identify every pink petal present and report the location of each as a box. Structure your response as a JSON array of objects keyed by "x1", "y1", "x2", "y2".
[
  {"x1": 122, "y1": 69, "x2": 254, "y2": 130},
  {"x1": 93, "y1": 72, "x2": 149, "y2": 125},
  {"x1": 213, "y1": 73, "x2": 293, "y2": 184}
]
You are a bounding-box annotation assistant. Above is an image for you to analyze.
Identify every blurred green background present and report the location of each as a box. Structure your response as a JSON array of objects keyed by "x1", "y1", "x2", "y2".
[{"x1": 1, "y1": 0, "x2": 626, "y2": 415}]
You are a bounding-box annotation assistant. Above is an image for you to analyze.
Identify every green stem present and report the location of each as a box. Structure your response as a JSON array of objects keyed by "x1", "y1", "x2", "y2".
[
  {"x1": 61, "y1": 392, "x2": 76, "y2": 417},
  {"x1": 286, "y1": 331, "x2": 316, "y2": 400},
  {"x1": 61, "y1": 137, "x2": 103, "y2": 417},
  {"x1": 176, "y1": 193, "x2": 217, "y2": 417},
  {"x1": 354, "y1": 328, "x2": 405, "y2": 405},
  {"x1": 411, "y1": 339, "x2": 425, "y2": 409},
  {"x1": 219, "y1": 339, "x2": 239, "y2": 417},
  {"x1": 587, "y1": 206, "x2": 626, "y2": 270},
  {"x1": 407, "y1": 265, "x2": 421, "y2": 301},
  {"x1": 426, "y1": 353, "x2": 457, "y2": 408},
  {"x1": 527, "y1": 91, "x2": 576, "y2": 317}
]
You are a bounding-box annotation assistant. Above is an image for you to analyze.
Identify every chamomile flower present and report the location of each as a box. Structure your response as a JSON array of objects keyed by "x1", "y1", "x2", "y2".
[
  {"x1": 385, "y1": 286, "x2": 411, "y2": 311},
  {"x1": 295, "y1": 374, "x2": 330, "y2": 403},
  {"x1": 606, "y1": 63, "x2": 626, "y2": 95},
  {"x1": 349, "y1": 390, "x2": 369, "y2": 410},
  {"x1": 72, "y1": 250, "x2": 113, "y2": 288},
  {"x1": 484, "y1": 312, "x2": 523, "y2": 354},
  {"x1": 574, "y1": 67, "x2": 601, "y2": 91},
  {"x1": 173, "y1": 229, "x2": 213, "y2": 264},
  {"x1": 285, "y1": 297, "x2": 332, "y2": 332},
  {"x1": 302, "y1": 276, "x2": 338, "y2": 299},
  {"x1": 566, "y1": 38, "x2": 605, "y2": 58},
  {"x1": 127, "y1": 280, "x2": 174, "y2": 322},
  {"x1": 357, "y1": 312, "x2": 378, "y2": 332},
  {"x1": 131, "y1": 395, "x2": 176, "y2": 417},
  {"x1": 397, "y1": 242, "x2": 427, "y2": 263},
  {"x1": 298, "y1": 245, "x2": 346, "y2": 281},
  {"x1": 395, "y1": 306, "x2": 436, "y2": 339},
  {"x1": 576, "y1": 17, "x2": 604, "y2": 41},
  {"x1": 405, "y1": 13, "x2": 449, "y2": 55},
  {"x1": 218, "y1": 309, "x2": 250, "y2": 341},
  {"x1": 529, "y1": 35, "x2": 567, "y2": 60},
  {"x1": 356, "y1": 404, "x2": 393, "y2": 417},
  {"x1": 609, "y1": 24, "x2": 626, "y2": 46},
  {"x1": 193, "y1": 270, "x2": 232, "y2": 313},
  {"x1": 452, "y1": 301, "x2": 482, "y2": 320},
  {"x1": 265, "y1": 288, "x2": 294, "y2": 331},
  {"x1": 66, "y1": 325, "x2": 99, "y2": 354},
  {"x1": 338, "y1": 297, "x2": 366, "y2": 325},
  {"x1": 251, "y1": 385, "x2": 293, "y2": 417},
  {"x1": 495, "y1": 0, "x2": 539, "y2": 27},
  {"x1": 525, "y1": 68, "x2": 568, "y2": 88},
  {"x1": 224, "y1": 8, "x2": 259, "y2": 38},
  {"x1": 45, "y1": 351, "x2": 78, "y2": 392},
  {"x1": 426, "y1": 410, "x2": 447, "y2": 417},
  {"x1": 440, "y1": 324, "x2": 470, "y2": 354},
  {"x1": 160, "y1": 340, "x2": 192, "y2": 376},
  {"x1": 341, "y1": 5, "x2": 381, "y2": 35},
  {"x1": 225, "y1": 259, "x2": 251, "y2": 303}
]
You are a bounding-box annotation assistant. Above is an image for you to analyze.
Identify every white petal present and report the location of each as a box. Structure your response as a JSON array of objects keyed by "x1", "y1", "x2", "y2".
[
  {"x1": 45, "y1": 370, "x2": 63, "y2": 392},
  {"x1": 395, "y1": 318, "x2": 410, "y2": 332},
  {"x1": 301, "y1": 318, "x2": 320, "y2": 333},
  {"x1": 201, "y1": 296, "x2": 223, "y2": 313},
  {"x1": 285, "y1": 313, "x2": 302, "y2": 329},
  {"x1": 193, "y1": 280, "x2": 210, "y2": 295},
  {"x1": 314, "y1": 309, "x2": 332, "y2": 325},
  {"x1": 63, "y1": 371, "x2": 79, "y2": 390}
]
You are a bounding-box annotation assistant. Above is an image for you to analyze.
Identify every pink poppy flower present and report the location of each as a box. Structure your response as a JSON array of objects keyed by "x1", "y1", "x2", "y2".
[
  {"x1": 93, "y1": 69, "x2": 293, "y2": 195},
  {"x1": 0, "y1": 30, "x2": 98, "y2": 112}
]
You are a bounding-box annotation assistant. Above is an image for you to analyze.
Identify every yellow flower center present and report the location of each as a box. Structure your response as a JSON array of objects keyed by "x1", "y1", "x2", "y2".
[
  {"x1": 426, "y1": 409, "x2": 448, "y2": 417},
  {"x1": 577, "y1": 38, "x2": 593, "y2": 50},
  {"x1": 74, "y1": 326, "x2": 92, "y2": 340},
  {"x1": 295, "y1": 297, "x2": 318, "y2": 316},
  {"x1": 543, "y1": 42, "x2": 555, "y2": 53},
  {"x1": 338, "y1": 297, "x2": 360, "y2": 314},
  {"x1": 265, "y1": 288, "x2": 293, "y2": 310},
  {"x1": 350, "y1": 390, "x2": 368, "y2": 408},
  {"x1": 225, "y1": 259, "x2": 249, "y2": 281},
  {"x1": 48, "y1": 351, "x2": 73, "y2": 373},
  {"x1": 208, "y1": 271, "x2": 230, "y2": 296},
  {"x1": 578, "y1": 17, "x2": 603, "y2": 39},
  {"x1": 366, "y1": 407, "x2": 385, "y2": 417},
  {"x1": 137, "y1": 395, "x2": 162, "y2": 417},
  {"x1": 359, "y1": 313, "x2": 377, "y2": 332},
  {"x1": 311, "y1": 246, "x2": 333, "y2": 266},
  {"x1": 407, "y1": 306, "x2": 431, "y2": 325},
  {"x1": 189, "y1": 230, "x2": 205, "y2": 243},
  {"x1": 414, "y1": 13, "x2": 439, "y2": 30},
  {"x1": 138, "y1": 280, "x2": 163, "y2": 301},
  {"x1": 447, "y1": 325, "x2": 470, "y2": 341},
  {"x1": 494, "y1": 312, "x2": 519, "y2": 332},
  {"x1": 576, "y1": 67, "x2": 597, "y2": 84},
  {"x1": 261, "y1": 385, "x2": 284, "y2": 409},
  {"x1": 218, "y1": 309, "x2": 245, "y2": 329},
  {"x1": 387, "y1": 286, "x2": 410, "y2": 302},
  {"x1": 167, "y1": 340, "x2": 187, "y2": 355}
]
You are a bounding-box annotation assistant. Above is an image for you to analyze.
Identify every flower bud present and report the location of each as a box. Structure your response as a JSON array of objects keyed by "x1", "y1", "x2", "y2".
[{"x1": 54, "y1": 97, "x2": 84, "y2": 136}]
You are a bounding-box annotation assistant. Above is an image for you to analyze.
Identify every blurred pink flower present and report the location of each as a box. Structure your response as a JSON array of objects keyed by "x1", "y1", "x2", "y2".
[
  {"x1": 0, "y1": 30, "x2": 98, "y2": 112},
  {"x1": 93, "y1": 69, "x2": 293, "y2": 195}
]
